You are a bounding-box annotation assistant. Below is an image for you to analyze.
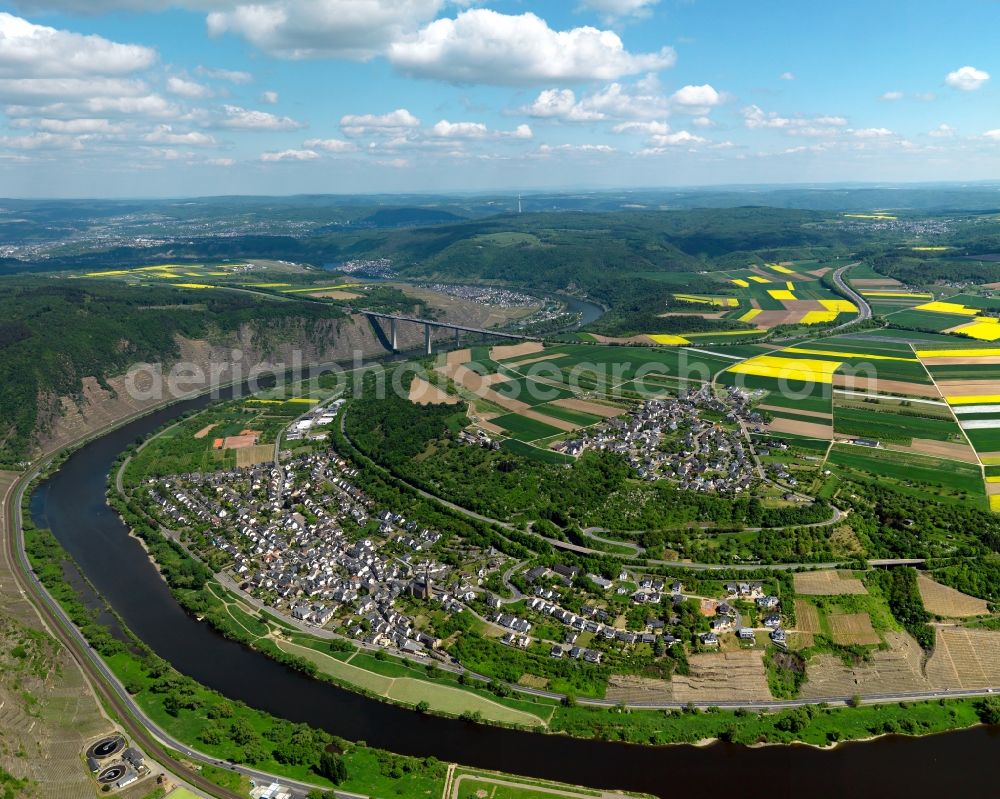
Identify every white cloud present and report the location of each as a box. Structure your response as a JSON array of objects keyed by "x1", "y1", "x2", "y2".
[
  {"x1": 526, "y1": 89, "x2": 605, "y2": 121},
  {"x1": 880, "y1": 90, "x2": 903, "y2": 101},
  {"x1": 340, "y1": 108, "x2": 420, "y2": 136},
  {"x1": 145, "y1": 124, "x2": 217, "y2": 145},
  {"x1": 428, "y1": 119, "x2": 533, "y2": 140},
  {"x1": 945, "y1": 66, "x2": 989, "y2": 91},
  {"x1": 429, "y1": 119, "x2": 488, "y2": 138},
  {"x1": 84, "y1": 93, "x2": 178, "y2": 117},
  {"x1": 166, "y1": 75, "x2": 213, "y2": 98},
  {"x1": 742, "y1": 104, "x2": 847, "y2": 136},
  {"x1": 205, "y1": 157, "x2": 236, "y2": 166},
  {"x1": 780, "y1": 71, "x2": 795, "y2": 81},
  {"x1": 650, "y1": 130, "x2": 704, "y2": 146},
  {"x1": 208, "y1": 0, "x2": 444, "y2": 60},
  {"x1": 388, "y1": 9, "x2": 676, "y2": 85},
  {"x1": 538, "y1": 143, "x2": 615, "y2": 154},
  {"x1": 669, "y1": 84, "x2": 721, "y2": 114},
  {"x1": 577, "y1": 0, "x2": 660, "y2": 19},
  {"x1": 929, "y1": 123, "x2": 955, "y2": 139},
  {"x1": 260, "y1": 148, "x2": 320, "y2": 161},
  {"x1": 303, "y1": 137, "x2": 356, "y2": 152},
  {"x1": 219, "y1": 104, "x2": 303, "y2": 131},
  {"x1": 32, "y1": 117, "x2": 120, "y2": 134},
  {"x1": 851, "y1": 127, "x2": 892, "y2": 138},
  {"x1": 0, "y1": 131, "x2": 81, "y2": 149},
  {"x1": 524, "y1": 78, "x2": 672, "y2": 122},
  {"x1": 983, "y1": 129, "x2": 1000, "y2": 141},
  {"x1": 260, "y1": 90, "x2": 279, "y2": 104},
  {"x1": 0, "y1": 12, "x2": 155, "y2": 78},
  {"x1": 612, "y1": 120, "x2": 669, "y2": 135},
  {"x1": 196, "y1": 65, "x2": 253, "y2": 84}
]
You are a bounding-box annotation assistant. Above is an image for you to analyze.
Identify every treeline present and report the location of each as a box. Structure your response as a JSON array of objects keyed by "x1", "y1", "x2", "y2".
[{"x1": 870, "y1": 567, "x2": 935, "y2": 651}]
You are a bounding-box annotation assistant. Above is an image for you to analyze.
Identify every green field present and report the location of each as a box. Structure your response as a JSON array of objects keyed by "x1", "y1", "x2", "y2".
[
  {"x1": 826, "y1": 444, "x2": 984, "y2": 496},
  {"x1": 833, "y1": 405, "x2": 963, "y2": 443},
  {"x1": 275, "y1": 640, "x2": 549, "y2": 727},
  {"x1": 491, "y1": 413, "x2": 566, "y2": 441}
]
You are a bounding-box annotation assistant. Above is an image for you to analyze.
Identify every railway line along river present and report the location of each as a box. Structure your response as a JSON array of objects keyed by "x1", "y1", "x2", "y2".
[{"x1": 28, "y1": 375, "x2": 999, "y2": 799}]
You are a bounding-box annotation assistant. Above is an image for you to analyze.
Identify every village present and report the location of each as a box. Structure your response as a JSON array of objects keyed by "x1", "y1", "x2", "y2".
[
  {"x1": 553, "y1": 386, "x2": 766, "y2": 494},
  {"x1": 138, "y1": 435, "x2": 790, "y2": 669}
]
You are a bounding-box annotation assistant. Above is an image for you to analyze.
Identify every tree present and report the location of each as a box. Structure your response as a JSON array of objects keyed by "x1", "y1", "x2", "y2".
[
  {"x1": 415, "y1": 700, "x2": 430, "y2": 714},
  {"x1": 317, "y1": 751, "x2": 348, "y2": 785}
]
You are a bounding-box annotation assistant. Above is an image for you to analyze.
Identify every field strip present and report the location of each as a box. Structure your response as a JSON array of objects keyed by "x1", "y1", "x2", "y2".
[
  {"x1": 758, "y1": 404, "x2": 832, "y2": 420},
  {"x1": 274, "y1": 640, "x2": 548, "y2": 727},
  {"x1": 681, "y1": 347, "x2": 744, "y2": 361},
  {"x1": 833, "y1": 389, "x2": 946, "y2": 406},
  {"x1": 915, "y1": 349, "x2": 986, "y2": 471}
]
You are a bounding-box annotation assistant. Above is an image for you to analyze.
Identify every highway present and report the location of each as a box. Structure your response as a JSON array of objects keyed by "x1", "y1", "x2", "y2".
[{"x1": 831, "y1": 262, "x2": 872, "y2": 326}]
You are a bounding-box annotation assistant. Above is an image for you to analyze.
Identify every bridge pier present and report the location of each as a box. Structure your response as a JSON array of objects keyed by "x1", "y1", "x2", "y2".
[
  {"x1": 424, "y1": 323, "x2": 432, "y2": 356},
  {"x1": 454, "y1": 328, "x2": 460, "y2": 348},
  {"x1": 390, "y1": 318, "x2": 398, "y2": 351}
]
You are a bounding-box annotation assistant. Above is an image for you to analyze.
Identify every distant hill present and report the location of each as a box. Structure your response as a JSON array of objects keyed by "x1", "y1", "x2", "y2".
[{"x1": 361, "y1": 208, "x2": 466, "y2": 227}]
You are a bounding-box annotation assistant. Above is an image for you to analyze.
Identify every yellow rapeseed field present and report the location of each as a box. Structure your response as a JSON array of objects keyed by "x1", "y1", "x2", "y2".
[
  {"x1": 783, "y1": 347, "x2": 916, "y2": 362},
  {"x1": 648, "y1": 334, "x2": 690, "y2": 345},
  {"x1": 767, "y1": 289, "x2": 797, "y2": 301},
  {"x1": 768, "y1": 264, "x2": 795, "y2": 274},
  {"x1": 749, "y1": 276, "x2": 771, "y2": 283},
  {"x1": 171, "y1": 282, "x2": 214, "y2": 289},
  {"x1": 953, "y1": 319, "x2": 1000, "y2": 341},
  {"x1": 738, "y1": 309, "x2": 762, "y2": 323},
  {"x1": 946, "y1": 395, "x2": 1000, "y2": 406},
  {"x1": 819, "y1": 299, "x2": 858, "y2": 313},
  {"x1": 914, "y1": 301, "x2": 979, "y2": 316},
  {"x1": 728, "y1": 354, "x2": 843, "y2": 384},
  {"x1": 800, "y1": 310, "x2": 839, "y2": 324},
  {"x1": 731, "y1": 278, "x2": 750, "y2": 288}
]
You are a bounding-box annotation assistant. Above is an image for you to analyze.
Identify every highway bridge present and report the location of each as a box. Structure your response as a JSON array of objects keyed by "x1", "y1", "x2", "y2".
[{"x1": 362, "y1": 310, "x2": 538, "y2": 354}]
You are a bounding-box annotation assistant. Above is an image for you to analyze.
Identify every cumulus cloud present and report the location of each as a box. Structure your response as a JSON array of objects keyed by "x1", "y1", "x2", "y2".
[
  {"x1": 205, "y1": 157, "x2": 236, "y2": 166},
  {"x1": 388, "y1": 9, "x2": 676, "y2": 85},
  {"x1": 669, "y1": 84, "x2": 721, "y2": 114},
  {"x1": 780, "y1": 71, "x2": 795, "y2": 81},
  {"x1": 340, "y1": 108, "x2": 420, "y2": 136},
  {"x1": 945, "y1": 65, "x2": 989, "y2": 91},
  {"x1": 742, "y1": 104, "x2": 847, "y2": 136},
  {"x1": 524, "y1": 77, "x2": 676, "y2": 122},
  {"x1": 0, "y1": 12, "x2": 156, "y2": 78},
  {"x1": 166, "y1": 75, "x2": 213, "y2": 98},
  {"x1": 983, "y1": 129, "x2": 1000, "y2": 141},
  {"x1": 260, "y1": 148, "x2": 319, "y2": 161},
  {"x1": 429, "y1": 119, "x2": 533, "y2": 139},
  {"x1": 260, "y1": 90, "x2": 279, "y2": 104},
  {"x1": 208, "y1": 0, "x2": 444, "y2": 60},
  {"x1": 538, "y1": 143, "x2": 615, "y2": 154},
  {"x1": 303, "y1": 136, "x2": 356, "y2": 152},
  {"x1": 929, "y1": 123, "x2": 955, "y2": 138},
  {"x1": 219, "y1": 104, "x2": 303, "y2": 130},
  {"x1": 851, "y1": 127, "x2": 892, "y2": 138},
  {"x1": 880, "y1": 90, "x2": 903, "y2": 101},
  {"x1": 145, "y1": 124, "x2": 217, "y2": 145}
]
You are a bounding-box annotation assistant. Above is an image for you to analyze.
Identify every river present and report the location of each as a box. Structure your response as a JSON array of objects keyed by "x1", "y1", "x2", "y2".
[{"x1": 27, "y1": 369, "x2": 999, "y2": 799}]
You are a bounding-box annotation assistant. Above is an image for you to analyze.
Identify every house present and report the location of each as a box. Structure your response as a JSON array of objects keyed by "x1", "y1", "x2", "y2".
[
  {"x1": 763, "y1": 614, "x2": 781, "y2": 629},
  {"x1": 699, "y1": 632, "x2": 719, "y2": 646},
  {"x1": 550, "y1": 645, "x2": 563, "y2": 658},
  {"x1": 737, "y1": 627, "x2": 756, "y2": 642},
  {"x1": 770, "y1": 628, "x2": 787, "y2": 644}
]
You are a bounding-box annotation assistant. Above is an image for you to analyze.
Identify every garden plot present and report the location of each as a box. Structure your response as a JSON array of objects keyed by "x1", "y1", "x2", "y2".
[
  {"x1": 926, "y1": 628, "x2": 1000, "y2": 689},
  {"x1": 670, "y1": 650, "x2": 772, "y2": 703},
  {"x1": 828, "y1": 612, "x2": 881, "y2": 645},
  {"x1": 800, "y1": 632, "x2": 929, "y2": 699},
  {"x1": 794, "y1": 599, "x2": 823, "y2": 633},
  {"x1": 794, "y1": 570, "x2": 868, "y2": 595},
  {"x1": 917, "y1": 574, "x2": 990, "y2": 617}
]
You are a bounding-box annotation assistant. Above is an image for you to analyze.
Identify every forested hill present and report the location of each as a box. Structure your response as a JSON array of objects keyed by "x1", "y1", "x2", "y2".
[{"x1": 0, "y1": 280, "x2": 342, "y2": 465}]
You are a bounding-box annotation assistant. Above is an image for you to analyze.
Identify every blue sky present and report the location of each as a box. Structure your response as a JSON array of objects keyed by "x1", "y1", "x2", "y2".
[{"x1": 0, "y1": 0, "x2": 997, "y2": 196}]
